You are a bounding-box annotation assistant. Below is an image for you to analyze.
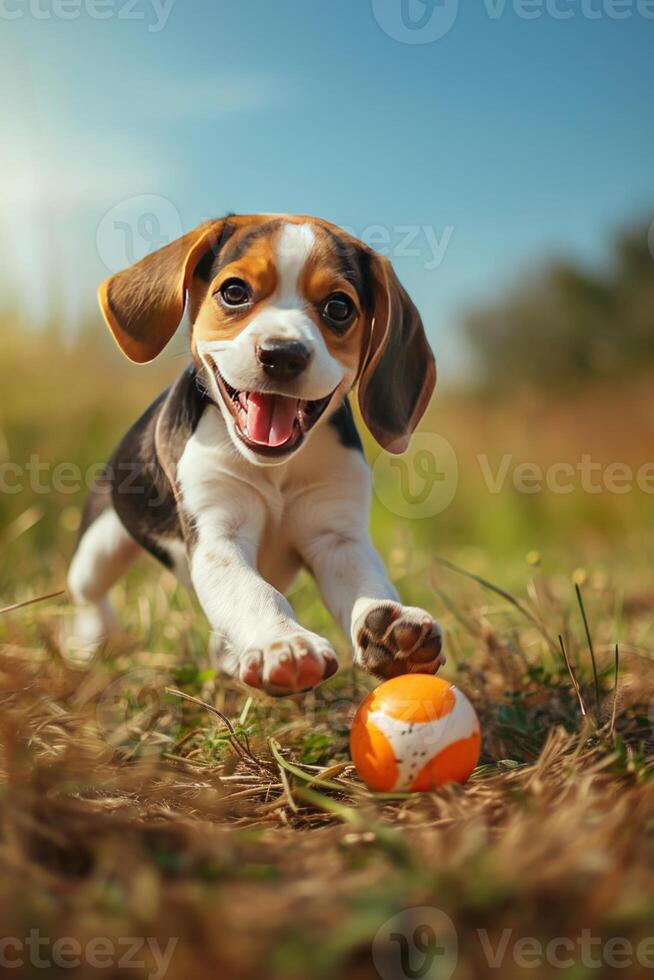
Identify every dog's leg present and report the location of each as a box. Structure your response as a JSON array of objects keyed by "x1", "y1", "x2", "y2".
[
  {"x1": 184, "y1": 491, "x2": 338, "y2": 696},
  {"x1": 295, "y1": 464, "x2": 445, "y2": 680},
  {"x1": 65, "y1": 506, "x2": 140, "y2": 659}
]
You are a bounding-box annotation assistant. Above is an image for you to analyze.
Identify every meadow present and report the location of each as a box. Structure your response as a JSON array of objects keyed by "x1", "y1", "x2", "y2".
[{"x1": 1, "y1": 311, "x2": 654, "y2": 979}]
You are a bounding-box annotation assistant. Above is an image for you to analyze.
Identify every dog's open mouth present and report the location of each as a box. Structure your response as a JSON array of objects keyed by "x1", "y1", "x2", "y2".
[{"x1": 213, "y1": 368, "x2": 334, "y2": 456}]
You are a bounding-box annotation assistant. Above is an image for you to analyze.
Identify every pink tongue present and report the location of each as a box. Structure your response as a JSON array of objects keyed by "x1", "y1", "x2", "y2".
[{"x1": 246, "y1": 393, "x2": 299, "y2": 447}]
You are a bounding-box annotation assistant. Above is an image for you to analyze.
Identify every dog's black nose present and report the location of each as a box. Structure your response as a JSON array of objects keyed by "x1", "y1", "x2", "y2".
[{"x1": 256, "y1": 339, "x2": 311, "y2": 382}]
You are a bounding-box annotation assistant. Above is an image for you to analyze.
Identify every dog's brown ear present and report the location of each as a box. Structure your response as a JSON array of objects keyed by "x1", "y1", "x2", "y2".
[
  {"x1": 98, "y1": 220, "x2": 225, "y2": 363},
  {"x1": 357, "y1": 254, "x2": 436, "y2": 453}
]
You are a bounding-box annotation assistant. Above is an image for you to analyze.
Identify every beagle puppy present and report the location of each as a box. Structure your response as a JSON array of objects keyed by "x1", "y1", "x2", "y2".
[{"x1": 67, "y1": 214, "x2": 444, "y2": 695}]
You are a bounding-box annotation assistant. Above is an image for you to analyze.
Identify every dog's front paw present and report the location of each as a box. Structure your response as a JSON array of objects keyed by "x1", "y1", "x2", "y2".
[
  {"x1": 353, "y1": 602, "x2": 445, "y2": 679},
  {"x1": 238, "y1": 633, "x2": 339, "y2": 696}
]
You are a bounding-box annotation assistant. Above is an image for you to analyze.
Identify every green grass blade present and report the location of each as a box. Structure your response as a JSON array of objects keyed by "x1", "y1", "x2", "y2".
[{"x1": 575, "y1": 582, "x2": 601, "y2": 712}]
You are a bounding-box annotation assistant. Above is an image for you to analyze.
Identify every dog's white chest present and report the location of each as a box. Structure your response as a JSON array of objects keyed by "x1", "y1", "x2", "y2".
[{"x1": 176, "y1": 406, "x2": 303, "y2": 591}]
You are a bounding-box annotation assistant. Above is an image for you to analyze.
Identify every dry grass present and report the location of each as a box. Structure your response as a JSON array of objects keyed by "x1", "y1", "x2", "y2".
[{"x1": 0, "y1": 563, "x2": 653, "y2": 980}]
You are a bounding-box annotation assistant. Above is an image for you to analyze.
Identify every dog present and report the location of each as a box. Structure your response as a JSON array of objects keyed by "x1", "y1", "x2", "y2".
[{"x1": 67, "y1": 214, "x2": 444, "y2": 695}]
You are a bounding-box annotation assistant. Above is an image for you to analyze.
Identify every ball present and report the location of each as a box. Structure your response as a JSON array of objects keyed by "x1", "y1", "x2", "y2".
[{"x1": 350, "y1": 674, "x2": 481, "y2": 792}]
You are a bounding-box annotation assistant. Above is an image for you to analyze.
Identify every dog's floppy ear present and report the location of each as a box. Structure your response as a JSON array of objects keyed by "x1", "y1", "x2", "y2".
[
  {"x1": 357, "y1": 253, "x2": 436, "y2": 454},
  {"x1": 98, "y1": 219, "x2": 226, "y2": 363}
]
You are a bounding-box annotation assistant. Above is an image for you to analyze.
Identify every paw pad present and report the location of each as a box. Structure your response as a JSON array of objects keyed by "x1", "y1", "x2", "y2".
[{"x1": 355, "y1": 603, "x2": 444, "y2": 679}]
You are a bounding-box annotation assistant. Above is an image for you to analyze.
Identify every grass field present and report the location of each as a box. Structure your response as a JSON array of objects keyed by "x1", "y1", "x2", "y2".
[{"x1": 1, "y1": 314, "x2": 654, "y2": 979}]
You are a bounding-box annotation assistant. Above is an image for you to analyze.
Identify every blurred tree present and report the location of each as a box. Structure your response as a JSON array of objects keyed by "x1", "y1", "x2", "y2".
[{"x1": 464, "y1": 220, "x2": 654, "y2": 388}]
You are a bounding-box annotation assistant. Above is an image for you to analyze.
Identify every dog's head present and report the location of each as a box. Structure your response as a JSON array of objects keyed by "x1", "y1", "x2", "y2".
[{"x1": 99, "y1": 214, "x2": 436, "y2": 464}]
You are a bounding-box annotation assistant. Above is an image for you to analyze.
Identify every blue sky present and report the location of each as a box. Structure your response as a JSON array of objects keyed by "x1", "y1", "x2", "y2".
[{"x1": 1, "y1": 0, "x2": 652, "y2": 374}]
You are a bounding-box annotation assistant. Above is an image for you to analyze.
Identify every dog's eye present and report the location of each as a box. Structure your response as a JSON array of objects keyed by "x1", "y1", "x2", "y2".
[
  {"x1": 322, "y1": 293, "x2": 356, "y2": 333},
  {"x1": 219, "y1": 278, "x2": 251, "y2": 308}
]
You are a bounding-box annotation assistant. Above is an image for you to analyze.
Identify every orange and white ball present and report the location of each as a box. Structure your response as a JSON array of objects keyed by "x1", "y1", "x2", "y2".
[{"x1": 350, "y1": 674, "x2": 481, "y2": 792}]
